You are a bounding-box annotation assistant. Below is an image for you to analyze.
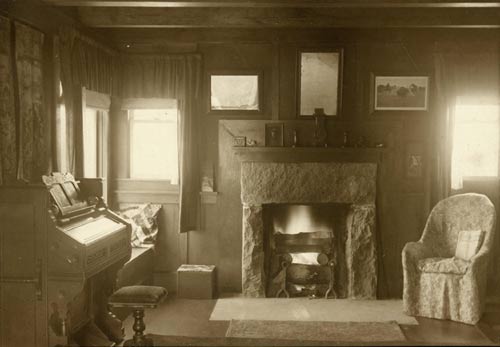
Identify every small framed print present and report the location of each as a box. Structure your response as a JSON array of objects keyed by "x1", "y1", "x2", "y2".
[
  {"x1": 406, "y1": 142, "x2": 424, "y2": 178},
  {"x1": 233, "y1": 136, "x2": 247, "y2": 147},
  {"x1": 265, "y1": 123, "x2": 284, "y2": 147},
  {"x1": 407, "y1": 154, "x2": 423, "y2": 178},
  {"x1": 370, "y1": 74, "x2": 429, "y2": 115},
  {"x1": 208, "y1": 71, "x2": 262, "y2": 114}
]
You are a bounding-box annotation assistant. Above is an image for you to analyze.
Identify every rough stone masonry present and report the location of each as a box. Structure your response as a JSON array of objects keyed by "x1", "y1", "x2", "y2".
[{"x1": 240, "y1": 162, "x2": 377, "y2": 298}]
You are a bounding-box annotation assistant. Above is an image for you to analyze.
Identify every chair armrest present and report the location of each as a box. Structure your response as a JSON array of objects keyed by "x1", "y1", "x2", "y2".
[
  {"x1": 402, "y1": 241, "x2": 433, "y2": 266},
  {"x1": 469, "y1": 249, "x2": 490, "y2": 274}
]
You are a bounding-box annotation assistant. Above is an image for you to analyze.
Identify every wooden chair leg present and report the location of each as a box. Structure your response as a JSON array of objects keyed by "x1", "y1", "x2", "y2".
[{"x1": 124, "y1": 308, "x2": 153, "y2": 346}]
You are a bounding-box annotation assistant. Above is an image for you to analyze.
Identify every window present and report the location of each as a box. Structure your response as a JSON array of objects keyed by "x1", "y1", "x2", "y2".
[
  {"x1": 129, "y1": 106, "x2": 179, "y2": 183},
  {"x1": 56, "y1": 81, "x2": 68, "y2": 173},
  {"x1": 451, "y1": 102, "x2": 500, "y2": 189},
  {"x1": 83, "y1": 108, "x2": 108, "y2": 178}
]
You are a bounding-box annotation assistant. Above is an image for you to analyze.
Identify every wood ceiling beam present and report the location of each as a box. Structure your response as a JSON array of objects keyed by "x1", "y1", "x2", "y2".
[
  {"x1": 78, "y1": 7, "x2": 500, "y2": 28},
  {"x1": 42, "y1": 0, "x2": 500, "y2": 8}
]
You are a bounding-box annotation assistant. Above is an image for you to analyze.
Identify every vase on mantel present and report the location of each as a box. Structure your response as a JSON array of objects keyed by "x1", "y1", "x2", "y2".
[{"x1": 312, "y1": 108, "x2": 328, "y2": 147}]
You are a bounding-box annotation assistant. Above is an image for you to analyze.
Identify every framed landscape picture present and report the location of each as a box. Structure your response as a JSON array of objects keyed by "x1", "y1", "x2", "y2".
[
  {"x1": 208, "y1": 71, "x2": 262, "y2": 114},
  {"x1": 298, "y1": 49, "x2": 343, "y2": 117},
  {"x1": 372, "y1": 75, "x2": 429, "y2": 112}
]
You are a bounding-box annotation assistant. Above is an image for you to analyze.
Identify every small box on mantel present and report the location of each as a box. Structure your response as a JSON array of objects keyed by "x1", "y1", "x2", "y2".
[{"x1": 177, "y1": 264, "x2": 217, "y2": 299}]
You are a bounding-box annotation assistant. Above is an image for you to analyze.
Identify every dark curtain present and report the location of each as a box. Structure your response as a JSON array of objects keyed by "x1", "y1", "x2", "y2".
[
  {"x1": 432, "y1": 44, "x2": 500, "y2": 298},
  {"x1": 0, "y1": 17, "x2": 48, "y2": 185},
  {"x1": 58, "y1": 27, "x2": 120, "y2": 176},
  {"x1": 430, "y1": 51, "x2": 456, "y2": 205},
  {"x1": 431, "y1": 43, "x2": 500, "y2": 205},
  {"x1": 122, "y1": 54, "x2": 202, "y2": 233}
]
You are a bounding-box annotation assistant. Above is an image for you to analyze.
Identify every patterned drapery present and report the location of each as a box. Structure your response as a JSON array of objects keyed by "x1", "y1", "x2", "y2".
[
  {"x1": 0, "y1": 16, "x2": 16, "y2": 185},
  {"x1": 0, "y1": 17, "x2": 48, "y2": 185},
  {"x1": 15, "y1": 22, "x2": 47, "y2": 183}
]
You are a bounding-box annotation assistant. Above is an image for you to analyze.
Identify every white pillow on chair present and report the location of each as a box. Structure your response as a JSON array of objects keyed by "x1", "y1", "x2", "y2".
[{"x1": 455, "y1": 230, "x2": 484, "y2": 261}]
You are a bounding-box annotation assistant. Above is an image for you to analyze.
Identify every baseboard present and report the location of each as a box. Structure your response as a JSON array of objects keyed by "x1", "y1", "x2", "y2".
[{"x1": 486, "y1": 295, "x2": 500, "y2": 304}]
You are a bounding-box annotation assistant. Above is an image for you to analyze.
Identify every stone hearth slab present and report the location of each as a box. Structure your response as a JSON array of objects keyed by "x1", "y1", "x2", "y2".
[{"x1": 209, "y1": 297, "x2": 418, "y2": 325}]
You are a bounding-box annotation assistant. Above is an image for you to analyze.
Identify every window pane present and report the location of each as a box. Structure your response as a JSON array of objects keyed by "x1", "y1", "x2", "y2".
[
  {"x1": 130, "y1": 108, "x2": 178, "y2": 182},
  {"x1": 451, "y1": 104, "x2": 499, "y2": 188},
  {"x1": 210, "y1": 75, "x2": 259, "y2": 110},
  {"x1": 83, "y1": 108, "x2": 98, "y2": 178},
  {"x1": 57, "y1": 103, "x2": 67, "y2": 173}
]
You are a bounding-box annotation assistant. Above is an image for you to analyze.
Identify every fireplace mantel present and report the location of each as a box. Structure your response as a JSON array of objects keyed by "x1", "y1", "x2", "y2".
[{"x1": 233, "y1": 146, "x2": 384, "y2": 163}]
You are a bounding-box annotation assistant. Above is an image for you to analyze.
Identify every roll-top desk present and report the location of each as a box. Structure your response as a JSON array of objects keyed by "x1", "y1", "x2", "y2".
[{"x1": 0, "y1": 173, "x2": 132, "y2": 347}]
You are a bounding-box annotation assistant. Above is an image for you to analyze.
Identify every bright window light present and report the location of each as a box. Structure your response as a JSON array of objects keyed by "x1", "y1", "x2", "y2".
[
  {"x1": 129, "y1": 107, "x2": 178, "y2": 183},
  {"x1": 57, "y1": 103, "x2": 67, "y2": 173},
  {"x1": 451, "y1": 103, "x2": 500, "y2": 189},
  {"x1": 83, "y1": 108, "x2": 98, "y2": 178}
]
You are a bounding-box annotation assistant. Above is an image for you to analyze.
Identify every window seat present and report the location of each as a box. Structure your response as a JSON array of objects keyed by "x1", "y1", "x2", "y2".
[
  {"x1": 113, "y1": 203, "x2": 162, "y2": 288},
  {"x1": 116, "y1": 244, "x2": 155, "y2": 288}
]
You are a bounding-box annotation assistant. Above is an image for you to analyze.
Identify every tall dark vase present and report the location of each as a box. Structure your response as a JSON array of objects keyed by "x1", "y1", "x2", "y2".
[{"x1": 313, "y1": 108, "x2": 328, "y2": 147}]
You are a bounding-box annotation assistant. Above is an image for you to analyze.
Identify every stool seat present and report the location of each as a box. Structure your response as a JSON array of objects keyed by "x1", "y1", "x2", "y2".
[
  {"x1": 108, "y1": 286, "x2": 167, "y2": 346},
  {"x1": 109, "y1": 285, "x2": 167, "y2": 306}
]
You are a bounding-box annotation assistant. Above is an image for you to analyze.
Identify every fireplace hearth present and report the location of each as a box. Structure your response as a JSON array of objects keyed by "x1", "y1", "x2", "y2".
[{"x1": 240, "y1": 162, "x2": 377, "y2": 298}]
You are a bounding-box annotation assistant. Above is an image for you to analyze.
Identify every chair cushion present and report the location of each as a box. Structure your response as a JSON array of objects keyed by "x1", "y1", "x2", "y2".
[
  {"x1": 417, "y1": 257, "x2": 469, "y2": 275},
  {"x1": 455, "y1": 230, "x2": 484, "y2": 261},
  {"x1": 109, "y1": 285, "x2": 167, "y2": 305}
]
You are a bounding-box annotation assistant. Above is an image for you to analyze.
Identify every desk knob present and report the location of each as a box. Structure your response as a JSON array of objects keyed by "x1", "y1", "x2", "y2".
[{"x1": 66, "y1": 255, "x2": 79, "y2": 264}]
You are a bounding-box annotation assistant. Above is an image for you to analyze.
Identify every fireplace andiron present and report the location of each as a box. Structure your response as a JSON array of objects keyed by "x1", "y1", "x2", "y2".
[{"x1": 274, "y1": 254, "x2": 292, "y2": 298}]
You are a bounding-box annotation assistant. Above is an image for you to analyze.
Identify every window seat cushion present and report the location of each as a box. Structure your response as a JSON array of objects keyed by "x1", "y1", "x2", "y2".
[{"x1": 117, "y1": 203, "x2": 162, "y2": 247}]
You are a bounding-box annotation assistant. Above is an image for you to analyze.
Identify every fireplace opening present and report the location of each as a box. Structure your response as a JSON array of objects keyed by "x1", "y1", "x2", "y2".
[{"x1": 263, "y1": 203, "x2": 350, "y2": 298}]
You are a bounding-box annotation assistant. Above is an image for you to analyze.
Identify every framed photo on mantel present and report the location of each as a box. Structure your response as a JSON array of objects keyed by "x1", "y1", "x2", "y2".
[
  {"x1": 265, "y1": 123, "x2": 284, "y2": 147},
  {"x1": 298, "y1": 49, "x2": 343, "y2": 118}
]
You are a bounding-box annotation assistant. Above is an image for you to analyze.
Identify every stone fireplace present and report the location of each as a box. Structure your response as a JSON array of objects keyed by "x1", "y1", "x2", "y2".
[{"x1": 240, "y1": 161, "x2": 377, "y2": 298}]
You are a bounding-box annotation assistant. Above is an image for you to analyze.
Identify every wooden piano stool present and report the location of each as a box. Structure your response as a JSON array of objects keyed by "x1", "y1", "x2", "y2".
[{"x1": 108, "y1": 285, "x2": 167, "y2": 347}]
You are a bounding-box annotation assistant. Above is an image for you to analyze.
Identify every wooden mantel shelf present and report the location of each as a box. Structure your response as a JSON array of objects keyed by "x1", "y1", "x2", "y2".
[{"x1": 233, "y1": 146, "x2": 384, "y2": 163}]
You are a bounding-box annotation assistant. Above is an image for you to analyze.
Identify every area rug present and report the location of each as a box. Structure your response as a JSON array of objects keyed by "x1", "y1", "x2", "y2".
[
  {"x1": 149, "y1": 334, "x2": 406, "y2": 346},
  {"x1": 210, "y1": 297, "x2": 418, "y2": 325},
  {"x1": 225, "y1": 320, "x2": 407, "y2": 343}
]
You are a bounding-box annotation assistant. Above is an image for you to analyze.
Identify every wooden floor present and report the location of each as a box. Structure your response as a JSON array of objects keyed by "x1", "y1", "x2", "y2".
[{"x1": 119, "y1": 296, "x2": 500, "y2": 346}]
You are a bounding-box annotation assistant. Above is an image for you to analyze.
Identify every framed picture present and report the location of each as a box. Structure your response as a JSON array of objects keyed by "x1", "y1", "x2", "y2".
[
  {"x1": 265, "y1": 123, "x2": 284, "y2": 147},
  {"x1": 298, "y1": 49, "x2": 343, "y2": 117},
  {"x1": 233, "y1": 136, "x2": 247, "y2": 147},
  {"x1": 371, "y1": 74, "x2": 429, "y2": 112},
  {"x1": 208, "y1": 71, "x2": 262, "y2": 114},
  {"x1": 406, "y1": 142, "x2": 425, "y2": 178}
]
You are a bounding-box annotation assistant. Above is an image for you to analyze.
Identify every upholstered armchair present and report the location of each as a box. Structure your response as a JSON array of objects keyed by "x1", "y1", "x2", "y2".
[{"x1": 402, "y1": 193, "x2": 496, "y2": 324}]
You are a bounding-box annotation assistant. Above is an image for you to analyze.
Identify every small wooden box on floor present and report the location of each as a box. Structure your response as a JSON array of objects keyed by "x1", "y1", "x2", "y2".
[{"x1": 177, "y1": 264, "x2": 216, "y2": 299}]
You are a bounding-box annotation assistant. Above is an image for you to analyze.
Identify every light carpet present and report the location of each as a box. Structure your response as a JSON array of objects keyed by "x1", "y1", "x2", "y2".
[
  {"x1": 225, "y1": 320, "x2": 407, "y2": 343},
  {"x1": 210, "y1": 297, "x2": 418, "y2": 325}
]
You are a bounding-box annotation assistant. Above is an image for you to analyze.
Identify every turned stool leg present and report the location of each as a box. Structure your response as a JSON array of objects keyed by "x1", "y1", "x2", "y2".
[
  {"x1": 132, "y1": 309, "x2": 146, "y2": 345},
  {"x1": 124, "y1": 308, "x2": 153, "y2": 347}
]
